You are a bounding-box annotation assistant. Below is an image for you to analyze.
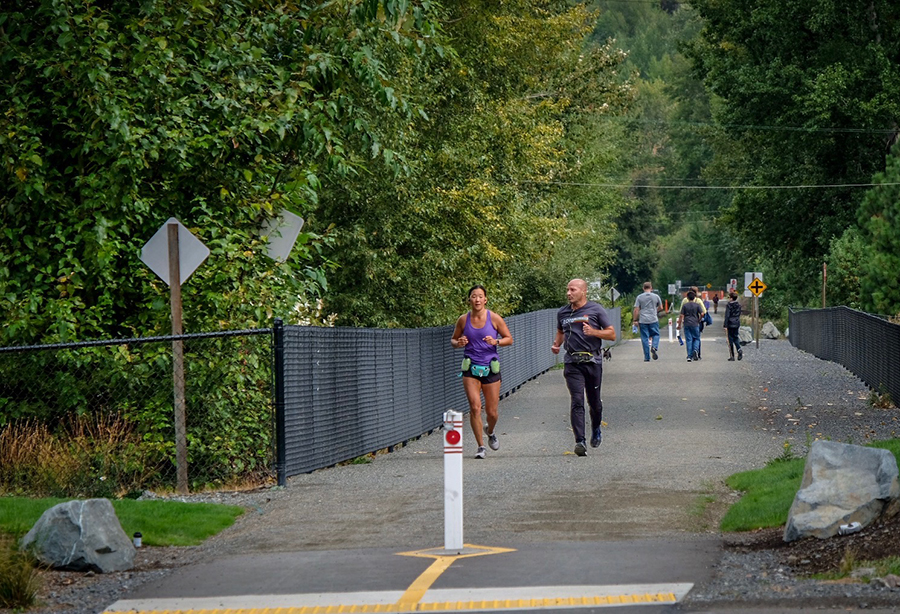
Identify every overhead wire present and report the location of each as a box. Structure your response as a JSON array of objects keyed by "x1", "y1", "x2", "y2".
[
  {"x1": 610, "y1": 116, "x2": 900, "y2": 135},
  {"x1": 519, "y1": 180, "x2": 900, "y2": 190}
]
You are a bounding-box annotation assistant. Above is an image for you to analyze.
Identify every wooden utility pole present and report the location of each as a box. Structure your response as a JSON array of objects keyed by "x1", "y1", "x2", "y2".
[{"x1": 168, "y1": 223, "x2": 188, "y2": 495}]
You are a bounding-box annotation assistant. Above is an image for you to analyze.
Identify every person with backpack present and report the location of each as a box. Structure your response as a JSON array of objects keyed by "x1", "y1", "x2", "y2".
[
  {"x1": 724, "y1": 291, "x2": 743, "y2": 361},
  {"x1": 679, "y1": 286, "x2": 708, "y2": 360}
]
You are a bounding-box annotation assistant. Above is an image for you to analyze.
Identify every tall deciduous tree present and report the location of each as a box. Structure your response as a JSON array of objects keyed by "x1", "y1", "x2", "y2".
[
  {"x1": 317, "y1": 0, "x2": 636, "y2": 326},
  {"x1": 684, "y1": 0, "x2": 900, "y2": 307},
  {"x1": 0, "y1": 0, "x2": 442, "y2": 343},
  {"x1": 858, "y1": 154, "x2": 900, "y2": 316}
]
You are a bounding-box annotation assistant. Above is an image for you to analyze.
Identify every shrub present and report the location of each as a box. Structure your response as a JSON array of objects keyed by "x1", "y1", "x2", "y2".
[{"x1": 0, "y1": 533, "x2": 40, "y2": 609}]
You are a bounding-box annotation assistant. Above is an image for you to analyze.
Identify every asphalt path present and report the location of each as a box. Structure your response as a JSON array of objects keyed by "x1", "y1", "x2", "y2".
[{"x1": 106, "y1": 310, "x2": 809, "y2": 614}]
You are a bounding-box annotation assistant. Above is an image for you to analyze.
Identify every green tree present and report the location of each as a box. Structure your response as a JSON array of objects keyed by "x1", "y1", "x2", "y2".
[
  {"x1": 317, "y1": 0, "x2": 636, "y2": 326},
  {"x1": 0, "y1": 0, "x2": 442, "y2": 343},
  {"x1": 683, "y1": 0, "x2": 900, "y2": 307},
  {"x1": 858, "y1": 153, "x2": 900, "y2": 316}
]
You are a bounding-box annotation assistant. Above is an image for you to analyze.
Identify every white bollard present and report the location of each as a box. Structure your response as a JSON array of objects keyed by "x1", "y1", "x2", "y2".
[
  {"x1": 443, "y1": 410, "x2": 464, "y2": 553},
  {"x1": 668, "y1": 318, "x2": 673, "y2": 343}
]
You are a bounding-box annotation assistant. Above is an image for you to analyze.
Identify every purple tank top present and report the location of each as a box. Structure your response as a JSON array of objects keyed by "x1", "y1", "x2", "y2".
[{"x1": 463, "y1": 310, "x2": 500, "y2": 366}]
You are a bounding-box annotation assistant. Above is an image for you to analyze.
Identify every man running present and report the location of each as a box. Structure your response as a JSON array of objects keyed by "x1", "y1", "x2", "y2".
[{"x1": 551, "y1": 279, "x2": 616, "y2": 456}]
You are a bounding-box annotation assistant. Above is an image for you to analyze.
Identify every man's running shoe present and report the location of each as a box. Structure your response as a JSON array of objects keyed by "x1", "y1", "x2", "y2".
[
  {"x1": 475, "y1": 446, "x2": 486, "y2": 459},
  {"x1": 651, "y1": 346, "x2": 658, "y2": 360},
  {"x1": 590, "y1": 427, "x2": 602, "y2": 448},
  {"x1": 574, "y1": 441, "x2": 587, "y2": 456},
  {"x1": 486, "y1": 430, "x2": 500, "y2": 451},
  {"x1": 738, "y1": 349, "x2": 743, "y2": 361}
]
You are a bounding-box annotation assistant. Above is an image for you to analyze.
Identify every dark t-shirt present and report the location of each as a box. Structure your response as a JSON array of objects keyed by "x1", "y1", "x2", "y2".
[
  {"x1": 557, "y1": 301, "x2": 613, "y2": 363},
  {"x1": 681, "y1": 301, "x2": 703, "y2": 328}
]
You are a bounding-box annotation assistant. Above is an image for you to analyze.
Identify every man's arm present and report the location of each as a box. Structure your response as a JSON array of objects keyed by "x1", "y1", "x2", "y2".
[
  {"x1": 551, "y1": 329, "x2": 565, "y2": 354},
  {"x1": 582, "y1": 322, "x2": 616, "y2": 341}
]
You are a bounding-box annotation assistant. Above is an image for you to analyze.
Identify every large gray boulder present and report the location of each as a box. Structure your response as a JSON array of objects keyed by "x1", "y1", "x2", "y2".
[
  {"x1": 761, "y1": 321, "x2": 781, "y2": 339},
  {"x1": 784, "y1": 441, "x2": 900, "y2": 542},
  {"x1": 20, "y1": 498, "x2": 135, "y2": 572},
  {"x1": 738, "y1": 326, "x2": 753, "y2": 345}
]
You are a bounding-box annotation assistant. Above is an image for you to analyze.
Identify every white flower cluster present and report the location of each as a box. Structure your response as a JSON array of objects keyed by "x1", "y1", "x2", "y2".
[{"x1": 292, "y1": 298, "x2": 338, "y2": 327}]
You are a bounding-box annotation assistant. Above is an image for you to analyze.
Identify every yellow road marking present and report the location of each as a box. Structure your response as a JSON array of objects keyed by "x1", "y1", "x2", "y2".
[
  {"x1": 103, "y1": 544, "x2": 688, "y2": 613},
  {"x1": 394, "y1": 544, "x2": 515, "y2": 607}
]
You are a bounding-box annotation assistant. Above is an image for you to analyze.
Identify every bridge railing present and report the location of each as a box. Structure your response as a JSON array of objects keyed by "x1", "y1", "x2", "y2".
[
  {"x1": 276, "y1": 307, "x2": 621, "y2": 479},
  {"x1": 788, "y1": 306, "x2": 900, "y2": 407}
]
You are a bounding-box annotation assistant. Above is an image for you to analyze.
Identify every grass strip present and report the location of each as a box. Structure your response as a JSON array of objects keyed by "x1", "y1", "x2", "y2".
[
  {"x1": 721, "y1": 438, "x2": 900, "y2": 533},
  {"x1": 0, "y1": 497, "x2": 243, "y2": 546}
]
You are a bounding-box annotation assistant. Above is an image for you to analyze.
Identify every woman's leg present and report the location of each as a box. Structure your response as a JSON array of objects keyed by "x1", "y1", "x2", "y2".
[
  {"x1": 463, "y1": 377, "x2": 485, "y2": 447},
  {"x1": 482, "y1": 380, "x2": 501, "y2": 435}
]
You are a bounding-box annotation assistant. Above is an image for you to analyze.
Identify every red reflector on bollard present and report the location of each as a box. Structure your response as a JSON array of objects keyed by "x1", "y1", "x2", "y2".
[{"x1": 445, "y1": 430, "x2": 461, "y2": 445}]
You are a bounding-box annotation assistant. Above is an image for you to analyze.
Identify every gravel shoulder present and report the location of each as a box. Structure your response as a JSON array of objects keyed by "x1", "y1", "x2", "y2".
[{"x1": 9, "y1": 323, "x2": 900, "y2": 613}]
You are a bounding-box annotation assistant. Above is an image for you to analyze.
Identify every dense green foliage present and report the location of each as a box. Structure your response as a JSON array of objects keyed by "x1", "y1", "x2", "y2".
[
  {"x1": 589, "y1": 1, "x2": 743, "y2": 296},
  {"x1": 317, "y1": 0, "x2": 636, "y2": 326},
  {"x1": 684, "y1": 0, "x2": 900, "y2": 313},
  {"x1": 0, "y1": 0, "x2": 443, "y2": 344},
  {"x1": 1, "y1": 336, "x2": 272, "y2": 492},
  {"x1": 857, "y1": 158, "x2": 900, "y2": 315}
]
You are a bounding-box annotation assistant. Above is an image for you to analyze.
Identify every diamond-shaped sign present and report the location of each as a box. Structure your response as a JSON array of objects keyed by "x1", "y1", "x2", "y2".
[
  {"x1": 261, "y1": 209, "x2": 304, "y2": 262},
  {"x1": 140, "y1": 218, "x2": 209, "y2": 287},
  {"x1": 748, "y1": 278, "x2": 767, "y2": 297}
]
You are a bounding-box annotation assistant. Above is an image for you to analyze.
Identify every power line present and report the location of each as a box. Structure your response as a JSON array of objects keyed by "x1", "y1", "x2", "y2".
[
  {"x1": 608, "y1": 116, "x2": 900, "y2": 135},
  {"x1": 521, "y1": 180, "x2": 900, "y2": 190}
]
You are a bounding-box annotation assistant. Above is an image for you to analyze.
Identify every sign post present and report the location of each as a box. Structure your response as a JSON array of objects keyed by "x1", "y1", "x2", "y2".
[
  {"x1": 167, "y1": 223, "x2": 188, "y2": 494},
  {"x1": 140, "y1": 218, "x2": 210, "y2": 495},
  {"x1": 747, "y1": 276, "x2": 767, "y2": 351},
  {"x1": 443, "y1": 410, "x2": 464, "y2": 553}
]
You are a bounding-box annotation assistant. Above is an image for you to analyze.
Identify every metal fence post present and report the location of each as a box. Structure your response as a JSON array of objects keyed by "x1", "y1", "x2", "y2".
[{"x1": 274, "y1": 318, "x2": 287, "y2": 487}]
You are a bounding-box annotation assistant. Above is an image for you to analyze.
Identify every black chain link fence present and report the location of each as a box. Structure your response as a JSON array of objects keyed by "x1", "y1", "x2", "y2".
[
  {"x1": 0, "y1": 331, "x2": 274, "y2": 498},
  {"x1": 789, "y1": 306, "x2": 900, "y2": 405}
]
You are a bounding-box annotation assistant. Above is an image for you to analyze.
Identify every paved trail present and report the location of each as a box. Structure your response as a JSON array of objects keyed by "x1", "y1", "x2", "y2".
[{"x1": 214, "y1": 310, "x2": 781, "y2": 553}]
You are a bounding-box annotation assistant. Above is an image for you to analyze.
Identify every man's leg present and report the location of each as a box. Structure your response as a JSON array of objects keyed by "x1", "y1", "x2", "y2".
[
  {"x1": 689, "y1": 326, "x2": 701, "y2": 359},
  {"x1": 649, "y1": 321, "x2": 660, "y2": 358},
  {"x1": 684, "y1": 326, "x2": 696, "y2": 359},
  {"x1": 563, "y1": 364, "x2": 587, "y2": 444},
  {"x1": 584, "y1": 362, "x2": 603, "y2": 434},
  {"x1": 639, "y1": 323, "x2": 651, "y2": 361}
]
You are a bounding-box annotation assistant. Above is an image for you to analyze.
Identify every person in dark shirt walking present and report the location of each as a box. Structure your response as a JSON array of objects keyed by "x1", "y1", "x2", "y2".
[
  {"x1": 678, "y1": 290, "x2": 704, "y2": 362},
  {"x1": 723, "y1": 291, "x2": 743, "y2": 361},
  {"x1": 551, "y1": 279, "x2": 616, "y2": 456}
]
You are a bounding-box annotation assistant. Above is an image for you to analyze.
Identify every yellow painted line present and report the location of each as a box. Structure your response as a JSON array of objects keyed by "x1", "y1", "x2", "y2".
[
  {"x1": 104, "y1": 589, "x2": 681, "y2": 613},
  {"x1": 104, "y1": 542, "x2": 690, "y2": 613},
  {"x1": 394, "y1": 544, "x2": 516, "y2": 607}
]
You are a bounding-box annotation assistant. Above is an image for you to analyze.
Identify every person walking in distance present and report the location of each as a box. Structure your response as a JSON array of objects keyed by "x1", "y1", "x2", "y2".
[
  {"x1": 678, "y1": 290, "x2": 704, "y2": 362},
  {"x1": 451, "y1": 285, "x2": 513, "y2": 459},
  {"x1": 632, "y1": 281, "x2": 664, "y2": 362},
  {"x1": 723, "y1": 291, "x2": 743, "y2": 361},
  {"x1": 713, "y1": 293, "x2": 719, "y2": 314},
  {"x1": 680, "y1": 286, "x2": 708, "y2": 359},
  {"x1": 551, "y1": 279, "x2": 616, "y2": 456}
]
